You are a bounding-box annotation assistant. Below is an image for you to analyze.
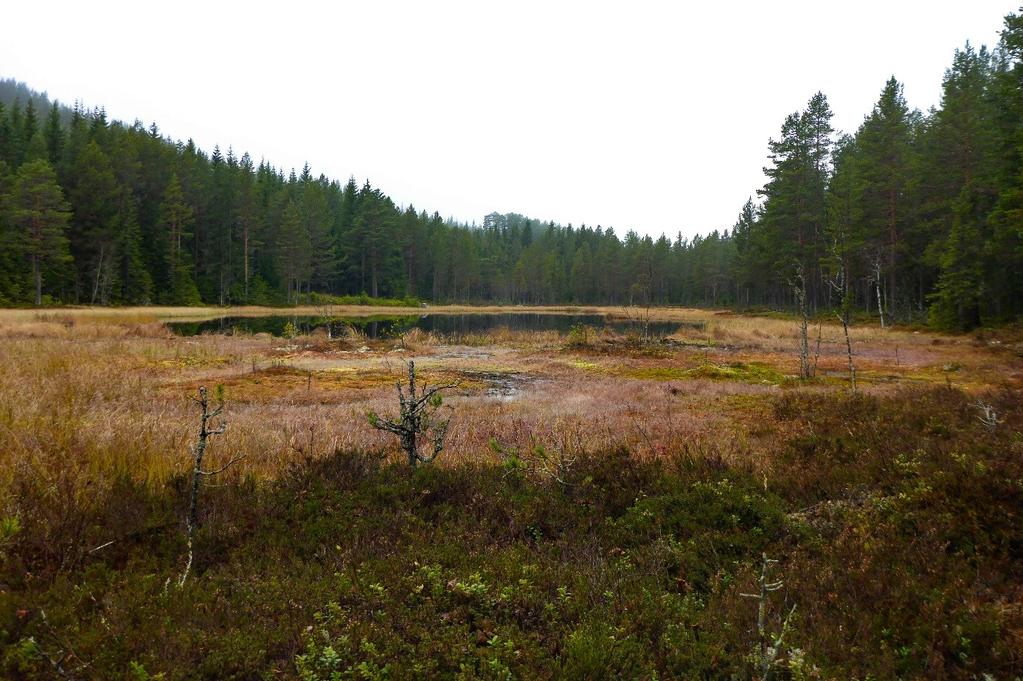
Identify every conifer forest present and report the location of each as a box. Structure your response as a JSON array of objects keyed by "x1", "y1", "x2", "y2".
[{"x1": 1, "y1": 13, "x2": 1022, "y2": 329}]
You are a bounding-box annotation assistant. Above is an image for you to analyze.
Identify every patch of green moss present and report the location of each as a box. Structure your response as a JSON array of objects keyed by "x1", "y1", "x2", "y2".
[
  {"x1": 622, "y1": 366, "x2": 691, "y2": 380},
  {"x1": 622, "y1": 361, "x2": 787, "y2": 384}
]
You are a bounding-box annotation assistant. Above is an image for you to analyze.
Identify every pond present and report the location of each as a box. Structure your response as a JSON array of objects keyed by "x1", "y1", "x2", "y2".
[{"x1": 166, "y1": 313, "x2": 695, "y2": 340}]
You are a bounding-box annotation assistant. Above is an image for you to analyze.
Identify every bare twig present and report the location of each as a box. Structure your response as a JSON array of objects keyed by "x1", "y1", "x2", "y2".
[
  {"x1": 974, "y1": 401, "x2": 1003, "y2": 432},
  {"x1": 36, "y1": 608, "x2": 90, "y2": 679},
  {"x1": 198, "y1": 454, "x2": 246, "y2": 476},
  {"x1": 87, "y1": 540, "x2": 114, "y2": 554}
]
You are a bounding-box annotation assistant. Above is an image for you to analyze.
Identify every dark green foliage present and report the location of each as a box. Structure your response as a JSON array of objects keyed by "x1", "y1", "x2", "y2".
[
  {"x1": 8, "y1": 160, "x2": 71, "y2": 305},
  {"x1": 156, "y1": 174, "x2": 200, "y2": 305}
]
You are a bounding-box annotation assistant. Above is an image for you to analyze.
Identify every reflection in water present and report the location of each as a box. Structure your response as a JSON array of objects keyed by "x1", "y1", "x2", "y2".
[{"x1": 167, "y1": 313, "x2": 697, "y2": 339}]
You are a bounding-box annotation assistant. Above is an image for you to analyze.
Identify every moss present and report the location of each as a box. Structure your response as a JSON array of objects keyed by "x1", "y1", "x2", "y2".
[
  {"x1": 619, "y1": 361, "x2": 788, "y2": 384},
  {"x1": 155, "y1": 354, "x2": 232, "y2": 369}
]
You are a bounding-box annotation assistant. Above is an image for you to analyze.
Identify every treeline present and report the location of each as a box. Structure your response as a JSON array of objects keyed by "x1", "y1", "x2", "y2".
[
  {"x1": 1, "y1": 10, "x2": 1022, "y2": 328},
  {"x1": 735, "y1": 21, "x2": 1023, "y2": 330}
]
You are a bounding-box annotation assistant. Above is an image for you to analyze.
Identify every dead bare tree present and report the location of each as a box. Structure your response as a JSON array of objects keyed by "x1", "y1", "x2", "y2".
[
  {"x1": 311, "y1": 300, "x2": 338, "y2": 339},
  {"x1": 178, "y1": 386, "x2": 243, "y2": 587},
  {"x1": 741, "y1": 553, "x2": 797, "y2": 681},
  {"x1": 368, "y1": 360, "x2": 456, "y2": 467},
  {"x1": 621, "y1": 272, "x2": 655, "y2": 342},
  {"x1": 870, "y1": 254, "x2": 887, "y2": 329},
  {"x1": 811, "y1": 321, "x2": 823, "y2": 379},
  {"x1": 789, "y1": 263, "x2": 813, "y2": 380},
  {"x1": 829, "y1": 260, "x2": 857, "y2": 391}
]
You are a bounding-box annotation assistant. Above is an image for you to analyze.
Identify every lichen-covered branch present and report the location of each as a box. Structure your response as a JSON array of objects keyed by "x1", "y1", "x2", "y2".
[
  {"x1": 367, "y1": 360, "x2": 456, "y2": 467},
  {"x1": 179, "y1": 385, "x2": 240, "y2": 587}
]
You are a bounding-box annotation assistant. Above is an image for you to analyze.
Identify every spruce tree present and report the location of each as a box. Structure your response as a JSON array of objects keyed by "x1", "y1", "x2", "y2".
[
  {"x1": 66, "y1": 140, "x2": 120, "y2": 302},
  {"x1": 924, "y1": 44, "x2": 998, "y2": 329},
  {"x1": 157, "y1": 174, "x2": 201, "y2": 305},
  {"x1": 44, "y1": 102, "x2": 63, "y2": 165},
  {"x1": 853, "y1": 78, "x2": 917, "y2": 316},
  {"x1": 276, "y1": 199, "x2": 311, "y2": 303}
]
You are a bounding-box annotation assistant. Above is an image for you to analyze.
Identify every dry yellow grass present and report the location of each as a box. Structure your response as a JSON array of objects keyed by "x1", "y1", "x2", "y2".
[{"x1": 0, "y1": 304, "x2": 1018, "y2": 521}]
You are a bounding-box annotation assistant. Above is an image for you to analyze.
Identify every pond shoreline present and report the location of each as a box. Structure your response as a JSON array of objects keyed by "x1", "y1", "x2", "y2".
[
  {"x1": 0, "y1": 304, "x2": 753, "y2": 325},
  {"x1": 167, "y1": 312, "x2": 689, "y2": 339}
]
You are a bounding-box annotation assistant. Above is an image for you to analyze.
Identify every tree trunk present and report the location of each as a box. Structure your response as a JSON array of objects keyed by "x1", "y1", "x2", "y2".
[
  {"x1": 91, "y1": 244, "x2": 106, "y2": 305},
  {"x1": 32, "y1": 253, "x2": 41, "y2": 306},
  {"x1": 243, "y1": 225, "x2": 249, "y2": 299},
  {"x1": 874, "y1": 257, "x2": 887, "y2": 329},
  {"x1": 888, "y1": 188, "x2": 897, "y2": 318}
]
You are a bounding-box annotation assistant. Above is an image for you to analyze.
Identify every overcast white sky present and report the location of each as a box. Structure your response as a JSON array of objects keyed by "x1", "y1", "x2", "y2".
[{"x1": 1, "y1": 1, "x2": 1017, "y2": 238}]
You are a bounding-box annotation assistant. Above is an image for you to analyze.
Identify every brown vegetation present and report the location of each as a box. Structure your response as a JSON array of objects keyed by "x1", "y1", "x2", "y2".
[{"x1": 0, "y1": 306, "x2": 1020, "y2": 678}]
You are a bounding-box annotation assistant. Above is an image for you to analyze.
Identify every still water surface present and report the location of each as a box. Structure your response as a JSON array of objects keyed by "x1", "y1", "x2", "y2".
[{"x1": 167, "y1": 313, "x2": 693, "y2": 339}]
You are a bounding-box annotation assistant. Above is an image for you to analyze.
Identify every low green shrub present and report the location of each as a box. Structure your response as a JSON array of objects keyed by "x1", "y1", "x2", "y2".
[{"x1": 2, "y1": 387, "x2": 1020, "y2": 679}]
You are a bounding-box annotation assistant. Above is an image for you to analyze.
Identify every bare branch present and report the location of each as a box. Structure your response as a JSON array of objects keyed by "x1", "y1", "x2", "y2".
[
  {"x1": 974, "y1": 401, "x2": 1003, "y2": 432},
  {"x1": 198, "y1": 454, "x2": 246, "y2": 476},
  {"x1": 415, "y1": 382, "x2": 459, "y2": 409}
]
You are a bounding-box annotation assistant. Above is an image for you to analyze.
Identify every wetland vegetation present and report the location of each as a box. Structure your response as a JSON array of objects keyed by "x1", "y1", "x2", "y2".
[{"x1": 0, "y1": 306, "x2": 1020, "y2": 679}]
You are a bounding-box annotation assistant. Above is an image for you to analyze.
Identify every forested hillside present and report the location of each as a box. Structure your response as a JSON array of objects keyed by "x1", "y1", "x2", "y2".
[{"x1": 1, "y1": 10, "x2": 1022, "y2": 328}]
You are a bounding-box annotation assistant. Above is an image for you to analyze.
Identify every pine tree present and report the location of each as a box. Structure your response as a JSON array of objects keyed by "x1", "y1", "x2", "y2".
[
  {"x1": 570, "y1": 242, "x2": 592, "y2": 302},
  {"x1": 984, "y1": 11, "x2": 1023, "y2": 321},
  {"x1": 731, "y1": 198, "x2": 760, "y2": 306},
  {"x1": 114, "y1": 195, "x2": 154, "y2": 304},
  {"x1": 929, "y1": 190, "x2": 985, "y2": 330},
  {"x1": 0, "y1": 103, "x2": 10, "y2": 166},
  {"x1": 21, "y1": 99, "x2": 38, "y2": 159},
  {"x1": 752, "y1": 93, "x2": 836, "y2": 308},
  {"x1": 7, "y1": 101, "x2": 24, "y2": 167},
  {"x1": 10, "y1": 159, "x2": 71, "y2": 305},
  {"x1": 355, "y1": 183, "x2": 400, "y2": 297},
  {"x1": 234, "y1": 152, "x2": 258, "y2": 301},
  {"x1": 1, "y1": 26, "x2": 1021, "y2": 322},
  {"x1": 0, "y1": 159, "x2": 22, "y2": 303}
]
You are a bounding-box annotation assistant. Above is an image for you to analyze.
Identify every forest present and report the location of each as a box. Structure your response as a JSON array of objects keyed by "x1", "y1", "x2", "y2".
[{"x1": 1, "y1": 14, "x2": 1023, "y2": 329}]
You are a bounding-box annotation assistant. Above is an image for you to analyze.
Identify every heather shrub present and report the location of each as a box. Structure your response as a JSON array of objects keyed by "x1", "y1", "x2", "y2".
[{"x1": 2, "y1": 386, "x2": 1020, "y2": 679}]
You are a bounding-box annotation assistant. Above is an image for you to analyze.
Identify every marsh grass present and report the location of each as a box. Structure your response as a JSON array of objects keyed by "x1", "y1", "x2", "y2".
[
  {"x1": 0, "y1": 305, "x2": 1014, "y2": 498},
  {"x1": 0, "y1": 306, "x2": 1021, "y2": 678}
]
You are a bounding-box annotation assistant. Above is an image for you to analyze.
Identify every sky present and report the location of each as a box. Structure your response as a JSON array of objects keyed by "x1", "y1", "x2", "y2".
[{"x1": 1, "y1": 1, "x2": 1017, "y2": 238}]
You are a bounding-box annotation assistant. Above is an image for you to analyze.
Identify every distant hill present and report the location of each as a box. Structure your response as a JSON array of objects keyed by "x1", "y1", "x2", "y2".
[{"x1": 0, "y1": 77, "x2": 75, "y2": 125}]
